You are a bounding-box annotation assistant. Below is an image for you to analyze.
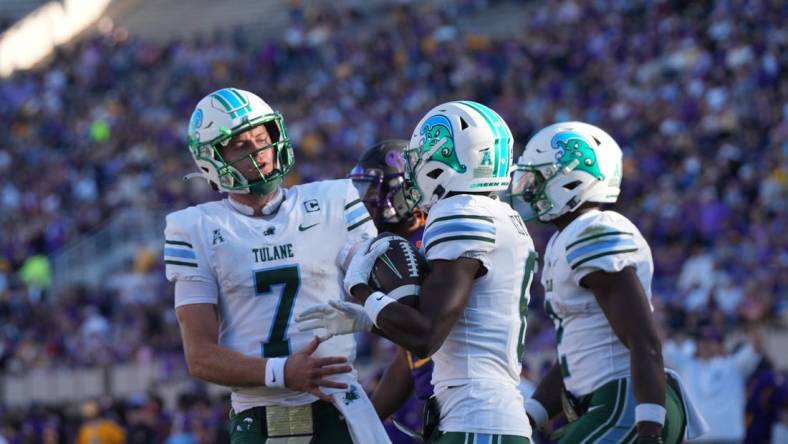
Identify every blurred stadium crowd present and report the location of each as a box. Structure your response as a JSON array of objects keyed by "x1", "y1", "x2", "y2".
[{"x1": 0, "y1": 0, "x2": 785, "y2": 442}]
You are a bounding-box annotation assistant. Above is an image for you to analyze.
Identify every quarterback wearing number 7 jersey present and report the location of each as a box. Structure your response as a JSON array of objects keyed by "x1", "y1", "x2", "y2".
[{"x1": 165, "y1": 88, "x2": 390, "y2": 444}]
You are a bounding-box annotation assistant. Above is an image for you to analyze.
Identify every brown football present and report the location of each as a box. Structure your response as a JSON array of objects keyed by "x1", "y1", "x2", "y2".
[{"x1": 368, "y1": 233, "x2": 428, "y2": 305}]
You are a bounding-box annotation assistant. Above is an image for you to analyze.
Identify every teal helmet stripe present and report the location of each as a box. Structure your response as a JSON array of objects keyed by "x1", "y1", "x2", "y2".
[
  {"x1": 483, "y1": 104, "x2": 511, "y2": 178},
  {"x1": 495, "y1": 108, "x2": 513, "y2": 177},
  {"x1": 212, "y1": 89, "x2": 252, "y2": 119},
  {"x1": 459, "y1": 101, "x2": 504, "y2": 177},
  {"x1": 228, "y1": 88, "x2": 249, "y2": 107},
  {"x1": 216, "y1": 88, "x2": 244, "y2": 109},
  {"x1": 457, "y1": 101, "x2": 500, "y2": 176},
  {"x1": 230, "y1": 105, "x2": 253, "y2": 119},
  {"x1": 211, "y1": 92, "x2": 234, "y2": 112}
]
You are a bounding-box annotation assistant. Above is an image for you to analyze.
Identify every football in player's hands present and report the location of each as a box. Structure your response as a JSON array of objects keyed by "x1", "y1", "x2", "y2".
[{"x1": 367, "y1": 233, "x2": 428, "y2": 306}]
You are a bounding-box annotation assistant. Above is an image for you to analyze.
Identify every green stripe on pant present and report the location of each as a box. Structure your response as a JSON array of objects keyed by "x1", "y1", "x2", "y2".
[
  {"x1": 557, "y1": 377, "x2": 686, "y2": 444},
  {"x1": 432, "y1": 431, "x2": 530, "y2": 444}
]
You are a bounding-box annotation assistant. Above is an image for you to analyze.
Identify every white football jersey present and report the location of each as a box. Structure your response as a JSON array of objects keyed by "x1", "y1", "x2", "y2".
[
  {"x1": 422, "y1": 194, "x2": 535, "y2": 436},
  {"x1": 164, "y1": 179, "x2": 376, "y2": 411},
  {"x1": 541, "y1": 209, "x2": 654, "y2": 397}
]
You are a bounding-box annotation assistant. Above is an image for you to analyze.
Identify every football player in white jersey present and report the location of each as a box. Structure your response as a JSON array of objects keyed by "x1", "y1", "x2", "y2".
[
  {"x1": 297, "y1": 101, "x2": 537, "y2": 443},
  {"x1": 166, "y1": 88, "x2": 390, "y2": 443},
  {"x1": 513, "y1": 122, "x2": 706, "y2": 443}
]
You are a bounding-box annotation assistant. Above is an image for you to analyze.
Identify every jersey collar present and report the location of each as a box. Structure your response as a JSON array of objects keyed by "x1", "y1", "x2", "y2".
[
  {"x1": 226, "y1": 188, "x2": 285, "y2": 217},
  {"x1": 556, "y1": 207, "x2": 601, "y2": 237}
]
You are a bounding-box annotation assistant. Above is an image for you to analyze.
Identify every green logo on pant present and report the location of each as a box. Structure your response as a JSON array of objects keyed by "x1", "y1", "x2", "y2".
[{"x1": 343, "y1": 385, "x2": 360, "y2": 405}]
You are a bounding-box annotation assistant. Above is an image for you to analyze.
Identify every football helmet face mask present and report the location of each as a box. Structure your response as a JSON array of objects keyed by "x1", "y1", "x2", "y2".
[
  {"x1": 512, "y1": 121, "x2": 623, "y2": 222},
  {"x1": 403, "y1": 101, "x2": 513, "y2": 211},
  {"x1": 186, "y1": 88, "x2": 294, "y2": 195},
  {"x1": 348, "y1": 139, "x2": 419, "y2": 226}
]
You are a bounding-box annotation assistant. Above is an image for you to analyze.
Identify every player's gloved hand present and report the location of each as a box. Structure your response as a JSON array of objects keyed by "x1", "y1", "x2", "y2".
[
  {"x1": 296, "y1": 300, "x2": 373, "y2": 340},
  {"x1": 342, "y1": 238, "x2": 389, "y2": 293}
]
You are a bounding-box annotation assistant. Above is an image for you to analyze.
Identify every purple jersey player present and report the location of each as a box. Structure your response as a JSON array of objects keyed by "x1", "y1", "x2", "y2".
[{"x1": 347, "y1": 140, "x2": 433, "y2": 443}]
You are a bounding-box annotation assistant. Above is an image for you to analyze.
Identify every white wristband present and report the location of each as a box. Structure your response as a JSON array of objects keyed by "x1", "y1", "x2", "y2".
[
  {"x1": 364, "y1": 291, "x2": 396, "y2": 327},
  {"x1": 265, "y1": 357, "x2": 287, "y2": 389},
  {"x1": 635, "y1": 403, "x2": 666, "y2": 426},
  {"x1": 524, "y1": 398, "x2": 549, "y2": 429}
]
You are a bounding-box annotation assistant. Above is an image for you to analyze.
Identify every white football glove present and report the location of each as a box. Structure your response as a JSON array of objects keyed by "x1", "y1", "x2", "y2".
[
  {"x1": 343, "y1": 238, "x2": 389, "y2": 294},
  {"x1": 295, "y1": 300, "x2": 372, "y2": 340}
]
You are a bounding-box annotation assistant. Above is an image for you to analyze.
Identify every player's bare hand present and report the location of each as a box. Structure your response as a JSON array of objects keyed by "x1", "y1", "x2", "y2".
[
  {"x1": 635, "y1": 422, "x2": 663, "y2": 443},
  {"x1": 284, "y1": 336, "x2": 351, "y2": 402}
]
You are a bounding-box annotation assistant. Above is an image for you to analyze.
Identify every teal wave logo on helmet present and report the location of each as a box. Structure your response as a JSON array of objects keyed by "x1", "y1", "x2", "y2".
[
  {"x1": 550, "y1": 131, "x2": 603, "y2": 180},
  {"x1": 418, "y1": 115, "x2": 467, "y2": 174}
]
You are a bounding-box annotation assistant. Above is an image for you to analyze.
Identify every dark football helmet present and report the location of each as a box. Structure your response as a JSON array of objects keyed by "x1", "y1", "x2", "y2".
[{"x1": 348, "y1": 140, "x2": 419, "y2": 226}]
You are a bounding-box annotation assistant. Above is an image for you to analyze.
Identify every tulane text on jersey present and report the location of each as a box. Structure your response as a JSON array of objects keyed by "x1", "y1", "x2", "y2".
[{"x1": 253, "y1": 244, "x2": 295, "y2": 263}]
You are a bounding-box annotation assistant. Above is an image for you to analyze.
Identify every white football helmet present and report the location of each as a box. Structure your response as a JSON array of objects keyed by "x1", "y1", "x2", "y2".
[
  {"x1": 512, "y1": 121, "x2": 622, "y2": 221},
  {"x1": 186, "y1": 88, "x2": 294, "y2": 195},
  {"x1": 403, "y1": 101, "x2": 513, "y2": 211}
]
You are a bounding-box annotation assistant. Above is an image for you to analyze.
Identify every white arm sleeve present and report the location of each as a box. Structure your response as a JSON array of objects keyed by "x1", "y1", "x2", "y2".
[
  {"x1": 422, "y1": 200, "x2": 496, "y2": 270},
  {"x1": 567, "y1": 224, "x2": 641, "y2": 286},
  {"x1": 174, "y1": 279, "x2": 219, "y2": 308},
  {"x1": 343, "y1": 179, "x2": 377, "y2": 241},
  {"x1": 336, "y1": 180, "x2": 377, "y2": 272},
  {"x1": 164, "y1": 211, "x2": 218, "y2": 306}
]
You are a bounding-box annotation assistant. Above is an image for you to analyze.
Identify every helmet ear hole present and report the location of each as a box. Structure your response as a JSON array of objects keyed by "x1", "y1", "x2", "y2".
[
  {"x1": 563, "y1": 180, "x2": 583, "y2": 191},
  {"x1": 427, "y1": 168, "x2": 444, "y2": 179}
]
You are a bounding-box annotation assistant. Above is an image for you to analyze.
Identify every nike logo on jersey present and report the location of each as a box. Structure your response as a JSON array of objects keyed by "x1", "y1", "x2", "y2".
[
  {"x1": 586, "y1": 404, "x2": 605, "y2": 413},
  {"x1": 298, "y1": 223, "x2": 319, "y2": 231}
]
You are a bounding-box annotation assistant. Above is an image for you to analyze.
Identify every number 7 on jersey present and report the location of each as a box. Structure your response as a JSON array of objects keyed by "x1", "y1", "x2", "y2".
[{"x1": 254, "y1": 265, "x2": 301, "y2": 357}]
